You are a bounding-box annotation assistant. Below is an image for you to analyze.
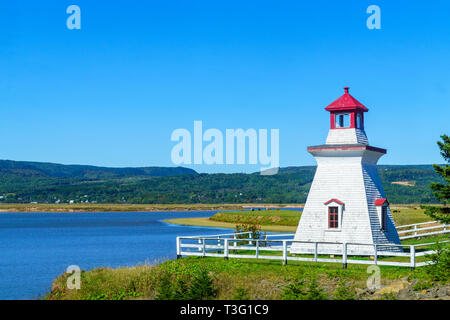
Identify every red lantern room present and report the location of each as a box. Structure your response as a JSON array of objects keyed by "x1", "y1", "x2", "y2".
[{"x1": 325, "y1": 87, "x2": 368, "y2": 130}]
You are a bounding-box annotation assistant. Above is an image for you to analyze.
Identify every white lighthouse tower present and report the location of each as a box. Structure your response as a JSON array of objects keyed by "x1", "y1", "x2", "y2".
[{"x1": 290, "y1": 87, "x2": 401, "y2": 255}]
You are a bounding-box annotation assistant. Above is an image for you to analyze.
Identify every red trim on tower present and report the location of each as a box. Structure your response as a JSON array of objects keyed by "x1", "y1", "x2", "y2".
[
  {"x1": 350, "y1": 112, "x2": 355, "y2": 128},
  {"x1": 324, "y1": 198, "x2": 344, "y2": 206},
  {"x1": 375, "y1": 198, "x2": 388, "y2": 206},
  {"x1": 330, "y1": 113, "x2": 336, "y2": 129}
]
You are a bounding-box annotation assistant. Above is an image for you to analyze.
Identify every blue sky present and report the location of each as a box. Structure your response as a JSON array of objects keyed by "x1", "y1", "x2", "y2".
[{"x1": 0, "y1": 1, "x2": 449, "y2": 173}]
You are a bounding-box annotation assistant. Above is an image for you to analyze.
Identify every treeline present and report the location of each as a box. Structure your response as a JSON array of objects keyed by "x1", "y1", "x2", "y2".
[{"x1": 0, "y1": 160, "x2": 443, "y2": 204}]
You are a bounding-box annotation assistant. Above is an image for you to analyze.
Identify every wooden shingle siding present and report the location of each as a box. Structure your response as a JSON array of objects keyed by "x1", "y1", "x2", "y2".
[{"x1": 326, "y1": 128, "x2": 369, "y2": 145}]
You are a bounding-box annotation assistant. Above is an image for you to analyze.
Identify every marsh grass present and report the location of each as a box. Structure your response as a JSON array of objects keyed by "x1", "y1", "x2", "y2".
[{"x1": 210, "y1": 209, "x2": 301, "y2": 226}]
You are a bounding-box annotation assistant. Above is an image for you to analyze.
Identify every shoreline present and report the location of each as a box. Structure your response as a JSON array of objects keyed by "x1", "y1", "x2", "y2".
[
  {"x1": 0, "y1": 203, "x2": 429, "y2": 213},
  {"x1": 0, "y1": 203, "x2": 304, "y2": 213}
]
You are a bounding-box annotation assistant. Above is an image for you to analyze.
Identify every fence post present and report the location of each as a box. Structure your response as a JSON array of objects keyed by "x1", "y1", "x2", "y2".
[
  {"x1": 410, "y1": 245, "x2": 416, "y2": 270},
  {"x1": 202, "y1": 238, "x2": 206, "y2": 257},
  {"x1": 374, "y1": 244, "x2": 378, "y2": 265},
  {"x1": 256, "y1": 240, "x2": 259, "y2": 259},
  {"x1": 342, "y1": 243, "x2": 347, "y2": 269},
  {"x1": 414, "y1": 225, "x2": 417, "y2": 237},
  {"x1": 176, "y1": 237, "x2": 181, "y2": 259},
  {"x1": 314, "y1": 242, "x2": 318, "y2": 262},
  {"x1": 233, "y1": 234, "x2": 237, "y2": 248},
  {"x1": 248, "y1": 232, "x2": 253, "y2": 245},
  {"x1": 198, "y1": 238, "x2": 202, "y2": 252},
  {"x1": 224, "y1": 239, "x2": 229, "y2": 260},
  {"x1": 282, "y1": 240, "x2": 287, "y2": 265}
]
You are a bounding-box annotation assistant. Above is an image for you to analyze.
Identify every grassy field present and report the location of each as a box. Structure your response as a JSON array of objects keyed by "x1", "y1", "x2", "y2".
[
  {"x1": 165, "y1": 205, "x2": 434, "y2": 232},
  {"x1": 0, "y1": 203, "x2": 301, "y2": 213},
  {"x1": 45, "y1": 253, "x2": 448, "y2": 300},
  {"x1": 389, "y1": 205, "x2": 435, "y2": 225}
]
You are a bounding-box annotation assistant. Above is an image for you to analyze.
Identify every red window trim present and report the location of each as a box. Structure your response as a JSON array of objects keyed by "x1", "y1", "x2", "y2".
[
  {"x1": 328, "y1": 206, "x2": 339, "y2": 229},
  {"x1": 324, "y1": 198, "x2": 344, "y2": 206}
]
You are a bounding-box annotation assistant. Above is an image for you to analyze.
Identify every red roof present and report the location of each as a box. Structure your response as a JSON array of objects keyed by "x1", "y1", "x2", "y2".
[
  {"x1": 374, "y1": 198, "x2": 388, "y2": 206},
  {"x1": 324, "y1": 198, "x2": 344, "y2": 206},
  {"x1": 325, "y1": 87, "x2": 369, "y2": 112}
]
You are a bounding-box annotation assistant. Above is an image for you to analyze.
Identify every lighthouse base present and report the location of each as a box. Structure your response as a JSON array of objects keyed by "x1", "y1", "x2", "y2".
[{"x1": 291, "y1": 145, "x2": 402, "y2": 256}]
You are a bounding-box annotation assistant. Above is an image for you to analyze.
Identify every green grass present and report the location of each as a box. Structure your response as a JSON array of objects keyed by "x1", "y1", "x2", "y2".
[
  {"x1": 46, "y1": 256, "x2": 423, "y2": 300},
  {"x1": 401, "y1": 234, "x2": 449, "y2": 245}
]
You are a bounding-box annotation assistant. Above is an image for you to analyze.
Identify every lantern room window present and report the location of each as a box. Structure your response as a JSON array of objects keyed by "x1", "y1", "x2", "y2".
[
  {"x1": 335, "y1": 113, "x2": 350, "y2": 128},
  {"x1": 356, "y1": 113, "x2": 362, "y2": 129}
]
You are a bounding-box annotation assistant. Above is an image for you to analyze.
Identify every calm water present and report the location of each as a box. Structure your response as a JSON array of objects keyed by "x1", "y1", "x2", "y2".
[{"x1": 0, "y1": 211, "x2": 229, "y2": 300}]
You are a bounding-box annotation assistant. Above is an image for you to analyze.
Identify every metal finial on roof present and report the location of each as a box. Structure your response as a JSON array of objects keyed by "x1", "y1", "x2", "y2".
[{"x1": 325, "y1": 87, "x2": 368, "y2": 112}]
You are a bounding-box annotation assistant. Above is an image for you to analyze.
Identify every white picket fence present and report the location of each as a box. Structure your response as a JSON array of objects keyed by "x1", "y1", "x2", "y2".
[{"x1": 176, "y1": 221, "x2": 449, "y2": 268}]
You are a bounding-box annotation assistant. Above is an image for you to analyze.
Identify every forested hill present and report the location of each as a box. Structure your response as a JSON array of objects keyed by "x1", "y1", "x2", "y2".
[
  {"x1": 0, "y1": 160, "x2": 197, "y2": 179},
  {"x1": 0, "y1": 160, "x2": 444, "y2": 204}
]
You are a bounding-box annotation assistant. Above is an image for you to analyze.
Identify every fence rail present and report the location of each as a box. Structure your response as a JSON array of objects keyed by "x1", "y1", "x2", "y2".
[{"x1": 396, "y1": 221, "x2": 449, "y2": 240}]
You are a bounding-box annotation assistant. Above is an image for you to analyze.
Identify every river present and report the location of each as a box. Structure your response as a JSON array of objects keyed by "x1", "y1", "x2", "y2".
[{"x1": 0, "y1": 211, "x2": 230, "y2": 300}]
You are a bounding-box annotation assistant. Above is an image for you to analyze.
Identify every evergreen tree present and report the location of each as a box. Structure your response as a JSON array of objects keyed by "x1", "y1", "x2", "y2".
[
  {"x1": 188, "y1": 269, "x2": 216, "y2": 300},
  {"x1": 154, "y1": 271, "x2": 174, "y2": 300},
  {"x1": 423, "y1": 134, "x2": 450, "y2": 223}
]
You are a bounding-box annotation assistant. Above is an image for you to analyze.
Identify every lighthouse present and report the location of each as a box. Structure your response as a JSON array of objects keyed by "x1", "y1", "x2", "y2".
[{"x1": 290, "y1": 87, "x2": 401, "y2": 255}]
